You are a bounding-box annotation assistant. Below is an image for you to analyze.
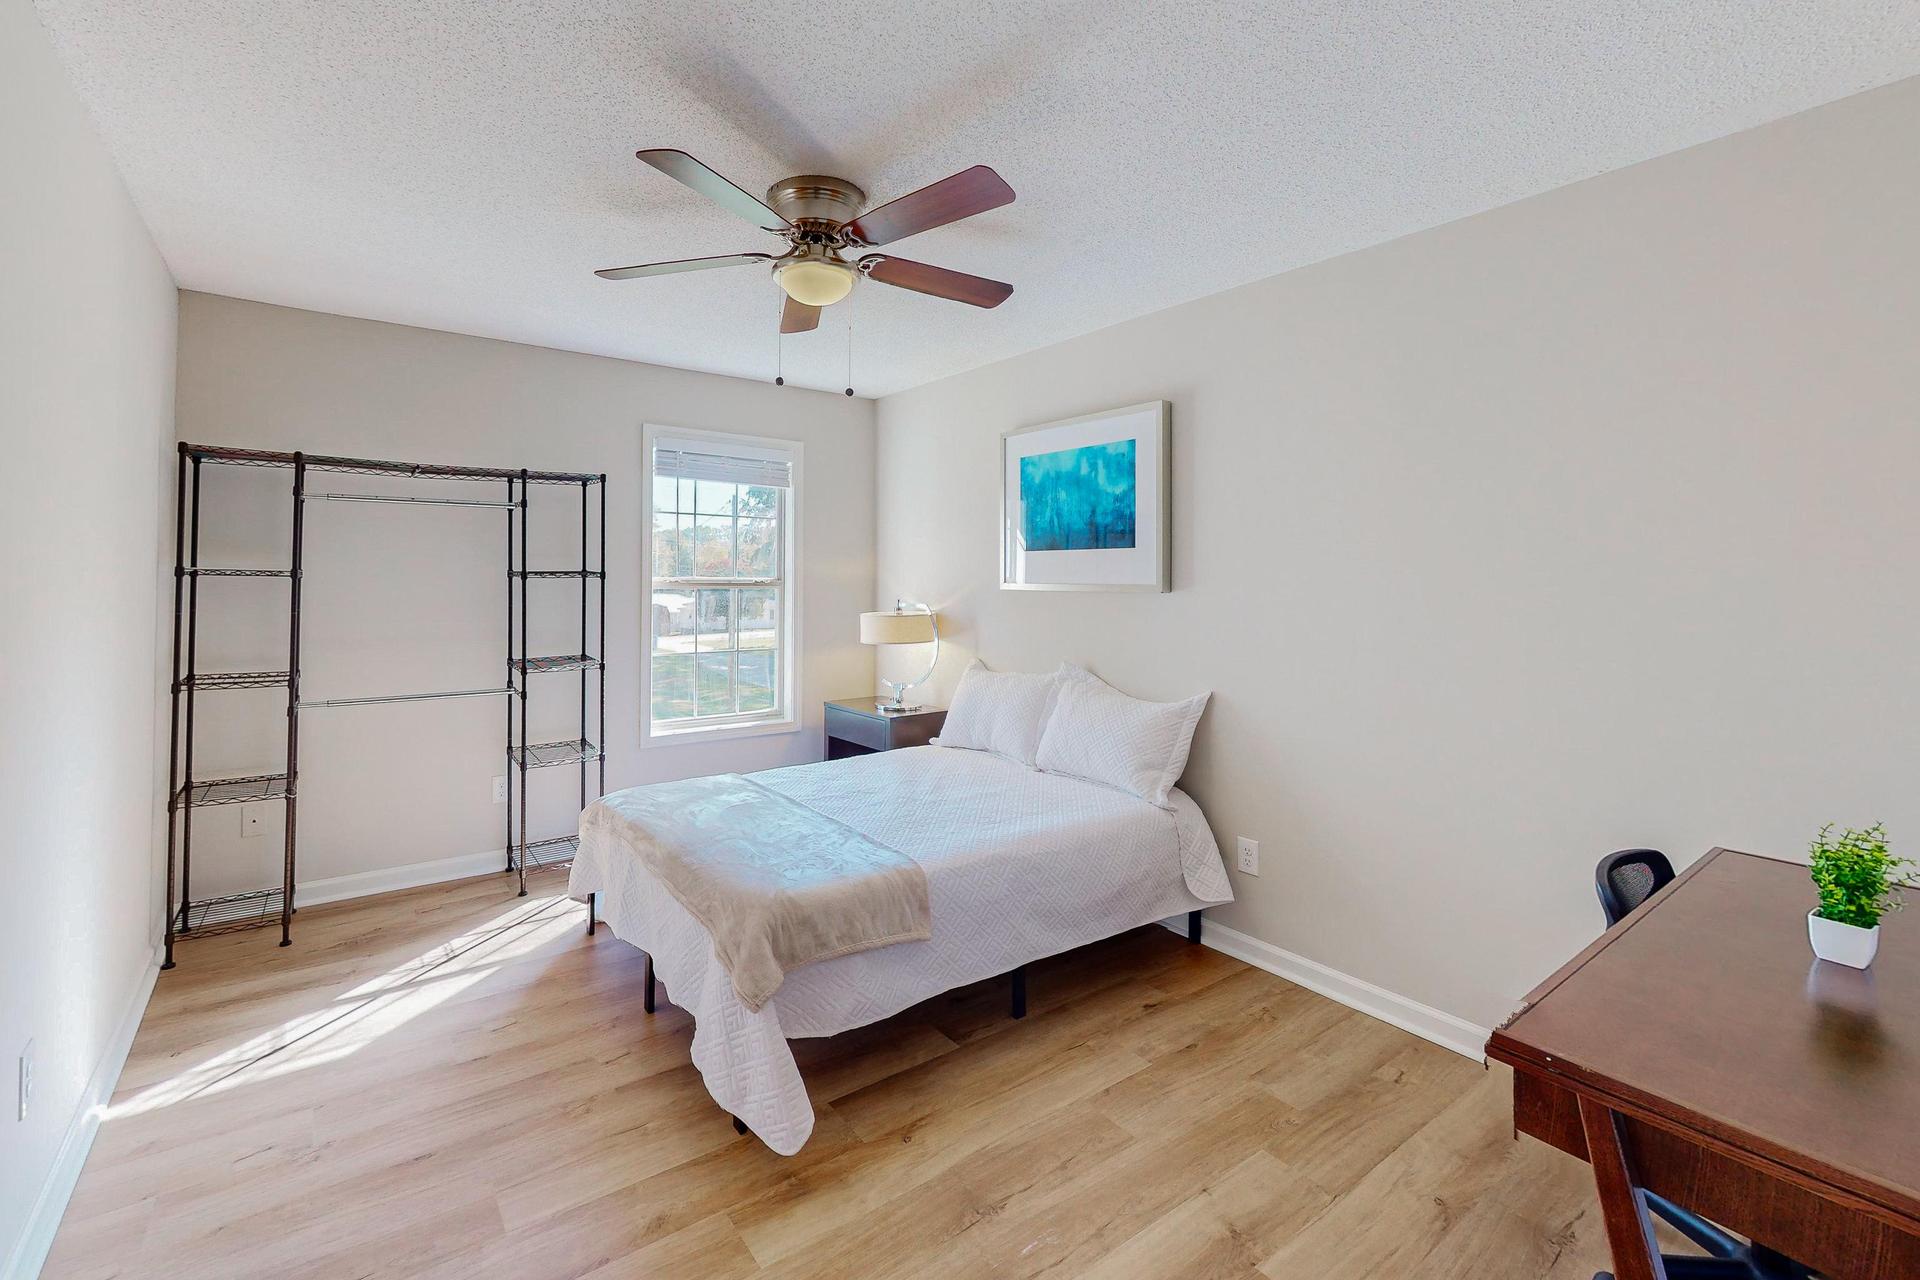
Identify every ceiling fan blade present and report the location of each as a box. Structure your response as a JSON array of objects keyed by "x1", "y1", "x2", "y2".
[
  {"x1": 845, "y1": 165, "x2": 1014, "y2": 247},
  {"x1": 594, "y1": 252, "x2": 771, "y2": 281},
  {"x1": 859, "y1": 255, "x2": 1013, "y2": 308},
  {"x1": 636, "y1": 149, "x2": 791, "y2": 230},
  {"x1": 781, "y1": 295, "x2": 821, "y2": 334}
]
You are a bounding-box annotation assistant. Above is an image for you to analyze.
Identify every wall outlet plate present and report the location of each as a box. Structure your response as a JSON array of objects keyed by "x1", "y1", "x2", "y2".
[
  {"x1": 241, "y1": 802, "x2": 267, "y2": 838},
  {"x1": 1236, "y1": 836, "x2": 1259, "y2": 876},
  {"x1": 492, "y1": 775, "x2": 508, "y2": 805},
  {"x1": 18, "y1": 1039, "x2": 32, "y2": 1122}
]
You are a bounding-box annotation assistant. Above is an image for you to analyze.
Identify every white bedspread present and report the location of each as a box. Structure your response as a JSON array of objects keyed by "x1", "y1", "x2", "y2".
[{"x1": 568, "y1": 745, "x2": 1233, "y2": 1155}]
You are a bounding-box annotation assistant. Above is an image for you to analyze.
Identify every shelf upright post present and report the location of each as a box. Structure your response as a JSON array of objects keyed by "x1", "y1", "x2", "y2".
[
  {"x1": 179, "y1": 452, "x2": 204, "y2": 936},
  {"x1": 280, "y1": 453, "x2": 305, "y2": 947},
  {"x1": 598, "y1": 475, "x2": 607, "y2": 800},
  {"x1": 162, "y1": 444, "x2": 189, "y2": 970},
  {"x1": 516, "y1": 469, "x2": 530, "y2": 897},
  {"x1": 504, "y1": 475, "x2": 515, "y2": 873},
  {"x1": 579, "y1": 480, "x2": 588, "y2": 814}
]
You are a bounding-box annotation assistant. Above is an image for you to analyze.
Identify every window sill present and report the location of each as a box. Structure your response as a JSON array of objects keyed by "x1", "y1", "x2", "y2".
[{"x1": 643, "y1": 715, "x2": 801, "y2": 748}]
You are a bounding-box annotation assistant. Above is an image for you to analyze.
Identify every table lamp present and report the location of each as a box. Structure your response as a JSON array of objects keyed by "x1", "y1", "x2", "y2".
[{"x1": 859, "y1": 599, "x2": 939, "y2": 713}]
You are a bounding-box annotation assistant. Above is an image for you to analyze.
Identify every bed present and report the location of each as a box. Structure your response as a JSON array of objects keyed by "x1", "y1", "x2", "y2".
[{"x1": 567, "y1": 743, "x2": 1233, "y2": 1154}]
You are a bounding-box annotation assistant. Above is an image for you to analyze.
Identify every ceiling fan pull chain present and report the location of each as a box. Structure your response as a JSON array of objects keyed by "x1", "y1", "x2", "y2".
[
  {"x1": 844, "y1": 292, "x2": 855, "y2": 397},
  {"x1": 774, "y1": 286, "x2": 785, "y2": 386}
]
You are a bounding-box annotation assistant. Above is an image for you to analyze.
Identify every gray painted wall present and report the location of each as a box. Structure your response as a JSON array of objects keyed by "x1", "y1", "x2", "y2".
[
  {"x1": 1, "y1": 6, "x2": 177, "y2": 1271},
  {"x1": 875, "y1": 77, "x2": 1920, "y2": 1032},
  {"x1": 174, "y1": 294, "x2": 876, "y2": 897}
]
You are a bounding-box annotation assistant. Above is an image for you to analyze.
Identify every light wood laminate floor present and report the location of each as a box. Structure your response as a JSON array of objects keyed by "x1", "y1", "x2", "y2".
[{"x1": 46, "y1": 872, "x2": 1617, "y2": 1279}]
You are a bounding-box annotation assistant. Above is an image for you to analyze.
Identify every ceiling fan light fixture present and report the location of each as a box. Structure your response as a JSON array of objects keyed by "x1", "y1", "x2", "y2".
[{"x1": 775, "y1": 257, "x2": 855, "y2": 307}]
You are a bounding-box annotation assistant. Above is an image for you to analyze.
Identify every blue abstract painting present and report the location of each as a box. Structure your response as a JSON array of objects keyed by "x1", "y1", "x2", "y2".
[{"x1": 1019, "y1": 439, "x2": 1137, "y2": 551}]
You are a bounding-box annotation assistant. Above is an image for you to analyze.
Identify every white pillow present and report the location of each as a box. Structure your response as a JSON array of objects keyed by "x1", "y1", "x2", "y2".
[
  {"x1": 932, "y1": 660, "x2": 1060, "y2": 765},
  {"x1": 1035, "y1": 666, "x2": 1209, "y2": 807}
]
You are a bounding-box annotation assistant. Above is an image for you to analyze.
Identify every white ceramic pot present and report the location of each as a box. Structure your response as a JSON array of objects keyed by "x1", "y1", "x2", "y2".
[{"x1": 1807, "y1": 909, "x2": 1880, "y2": 969}]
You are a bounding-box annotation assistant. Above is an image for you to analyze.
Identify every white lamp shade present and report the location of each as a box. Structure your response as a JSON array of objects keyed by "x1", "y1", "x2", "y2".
[{"x1": 860, "y1": 610, "x2": 936, "y2": 645}]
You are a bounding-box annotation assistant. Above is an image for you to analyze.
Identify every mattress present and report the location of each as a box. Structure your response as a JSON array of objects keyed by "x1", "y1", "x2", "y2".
[{"x1": 567, "y1": 744, "x2": 1234, "y2": 1154}]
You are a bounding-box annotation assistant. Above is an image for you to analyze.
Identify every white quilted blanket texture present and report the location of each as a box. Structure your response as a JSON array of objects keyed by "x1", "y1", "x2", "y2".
[{"x1": 568, "y1": 745, "x2": 1233, "y2": 1154}]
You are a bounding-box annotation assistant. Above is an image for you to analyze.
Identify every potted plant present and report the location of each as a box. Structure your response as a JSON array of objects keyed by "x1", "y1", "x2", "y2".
[{"x1": 1807, "y1": 823, "x2": 1913, "y2": 969}]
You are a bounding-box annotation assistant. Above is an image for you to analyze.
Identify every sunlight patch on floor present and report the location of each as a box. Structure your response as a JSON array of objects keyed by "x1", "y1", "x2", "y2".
[{"x1": 107, "y1": 894, "x2": 581, "y2": 1119}]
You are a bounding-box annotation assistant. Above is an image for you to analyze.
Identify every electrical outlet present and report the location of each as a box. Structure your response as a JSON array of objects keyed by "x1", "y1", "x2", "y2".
[
  {"x1": 241, "y1": 802, "x2": 267, "y2": 838},
  {"x1": 18, "y1": 1040, "x2": 32, "y2": 1122},
  {"x1": 492, "y1": 775, "x2": 508, "y2": 805},
  {"x1": 1236, "y1": 836, "x2": 1260, "y2": 876}
]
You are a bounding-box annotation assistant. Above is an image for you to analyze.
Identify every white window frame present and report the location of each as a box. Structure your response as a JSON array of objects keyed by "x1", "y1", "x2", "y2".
[{"x1": 641, "y1": 423, "x2": 803, "y2": 745}]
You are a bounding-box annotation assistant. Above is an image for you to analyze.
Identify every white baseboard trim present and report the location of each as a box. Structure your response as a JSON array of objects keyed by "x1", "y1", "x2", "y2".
[
  {"x1": 294, "y1": 848, "x2": 510, "y2": 908},
  {"x1": 6, "y1": 947, "x2": 161, "y2": 1280},
  {"x1": 1163, "y1": 916, "x2": 1491, "y2": 1063}
]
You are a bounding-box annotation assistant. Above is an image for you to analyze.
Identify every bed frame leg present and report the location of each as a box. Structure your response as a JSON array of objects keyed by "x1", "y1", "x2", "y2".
[
  {"x1": 643, "y1": 953, "x2": 656, "y2": 1014},
  {"x1": 731, "y1": 1114, "x2": 748, "y2": 1136},
  {"x1": 1188, "y1": 909, "x2": 1202, "y2": 945},
  {"x1": 1010, "y1": 966, "x2": 1027, "y2": 1020},
  {"x1": 586, "y1": 892, "x2": 596, "y2": 936}
]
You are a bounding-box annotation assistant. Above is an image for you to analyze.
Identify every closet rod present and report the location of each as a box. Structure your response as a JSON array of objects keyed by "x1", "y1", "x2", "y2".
[
  {"x1": 300, "y1": 686, "x2": 514, "y2": 708},
  {"x1": 307, "y1": 492, "x2": 519, "y2": 509}
]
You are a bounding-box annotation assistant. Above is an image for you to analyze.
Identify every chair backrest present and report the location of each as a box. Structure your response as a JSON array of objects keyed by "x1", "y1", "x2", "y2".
[{"x1": 1594, "y1": 848, "x2": 1676, "y2": 927}]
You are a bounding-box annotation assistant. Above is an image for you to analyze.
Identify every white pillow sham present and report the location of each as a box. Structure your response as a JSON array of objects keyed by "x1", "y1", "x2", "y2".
[
  {"x1": 1035, "y1": 666, "x2": 1209, "y2": 808},
  {"x1": 932, "y1": 660, "x2": 1061, "y2": 765}
]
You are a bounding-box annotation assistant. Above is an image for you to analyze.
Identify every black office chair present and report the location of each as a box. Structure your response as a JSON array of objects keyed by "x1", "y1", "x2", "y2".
[{"x1": 1590, "y1": 850, "x2": 1815, "y2": 1280}]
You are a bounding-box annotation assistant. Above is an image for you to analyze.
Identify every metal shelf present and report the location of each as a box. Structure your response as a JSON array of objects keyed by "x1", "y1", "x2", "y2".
[
  {"x1": 177, "y1": 774, "x2": 289, "y2": 808},
  {"x1": 511, "y1": 834, "x2": 579, "y2": 873},
  {"x1": 178, "y1": 670, "x2": 291, "y2": 691},
  {"x1": 166, "y1": 444, "x2": 610, "y2": 963},
  {"x1": 177, "y1": 887, "x2": 286, "y2": 938},
  {"x1": 510, "y1": 653, "x2": 602, "y2": 675},
  {"x1": 185, "y1": 444, "x2": 601, "y2": 487},
  {"x1": 507, "y1": 466, "x2": 607, "y2": 899},
  {"x1": 510, "y1": 738, "x2": 600, "y2": 769},
  {"x1": 186, "y1": 567, "x2": 293, "y2": 578}
]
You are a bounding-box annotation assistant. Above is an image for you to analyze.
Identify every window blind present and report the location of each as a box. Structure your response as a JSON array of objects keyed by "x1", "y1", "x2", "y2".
[{"x1": 653, "y1": 447, "x2": 790, "y2": 489}]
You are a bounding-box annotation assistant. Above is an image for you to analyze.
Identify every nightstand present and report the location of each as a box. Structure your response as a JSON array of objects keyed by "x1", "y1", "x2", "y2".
[{"x1": 824, "y1": 698, "x2": 947, "y2": 760}]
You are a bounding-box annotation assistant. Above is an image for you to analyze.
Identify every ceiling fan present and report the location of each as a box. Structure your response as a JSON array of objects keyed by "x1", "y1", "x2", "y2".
[{"x1": 595, "y1": 150, "x2": 1016, "y2": 340}]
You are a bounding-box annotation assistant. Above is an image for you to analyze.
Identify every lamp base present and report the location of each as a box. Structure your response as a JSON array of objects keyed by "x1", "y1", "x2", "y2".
[{"x1": 876, "y1": 701, "x2": 924, "y2": 714}]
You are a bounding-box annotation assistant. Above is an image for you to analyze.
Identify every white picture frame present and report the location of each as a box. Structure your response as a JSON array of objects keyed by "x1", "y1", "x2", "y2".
[{"x1": 1000, "y1": 400, "x2": 1170, "y2": 592}]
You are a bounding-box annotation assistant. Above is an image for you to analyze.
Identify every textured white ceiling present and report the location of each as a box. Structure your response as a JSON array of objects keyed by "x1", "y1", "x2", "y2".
[{"x1": 34, "y1": 1, "x2": 1920, "y2": 396}]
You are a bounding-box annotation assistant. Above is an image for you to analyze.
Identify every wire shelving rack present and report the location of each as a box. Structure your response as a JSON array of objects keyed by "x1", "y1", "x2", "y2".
[
  {"x1": 162, "y1": 443, "x2": 606, "y2": 967},
  {"x1": 507, "y1": 468, "x2": 608, "y2": 896}
]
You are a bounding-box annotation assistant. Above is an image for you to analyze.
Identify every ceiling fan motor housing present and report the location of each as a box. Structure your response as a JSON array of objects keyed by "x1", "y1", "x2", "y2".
[{"x1": 765, "y1": 175, "x2": 866, "y2": 229}]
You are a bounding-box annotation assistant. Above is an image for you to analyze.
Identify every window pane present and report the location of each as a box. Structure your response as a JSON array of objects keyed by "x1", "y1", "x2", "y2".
[
  {"x1": 737, "y1": 650, "x2": 776, "y2": 713},
  {"x1": 738, "y1": 518, "x2": 776, "y2": 578},
  {"x1": 693, "y1": 514, "x2": 733, "y2": 576},
  {"x1": 739, "y1": 485, "x2": 780, "y2": 519},
  {"x1": 650, "y1": 512, "x2": 679, "y2": 581},
  {"x1": 695, "y1": 589, "x2": 733, "y2": 652},
  {"x1": 673, "y1": 514, "x2": 695, "y2": 576},
  {"x1": 652, "y1": 475, "x2": 678, "y2": 516},
  {"x1": 695, "y1": 653, "x2": 733, "y2": 716},
  {"x1": 652, "y1": 654, "x2": 695, "y2": 721},
  {"x1": 650, "y1": 589, "x2": 696, "y2": 653},
  {"x1": 737, "y1": 588, "x2": 776, "y2": 649},
  {"x1": 695, "y1": 480, "x2": 737, "y2": 517}
]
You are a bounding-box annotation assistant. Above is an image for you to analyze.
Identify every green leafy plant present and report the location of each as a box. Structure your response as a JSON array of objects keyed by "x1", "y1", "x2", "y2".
[{"x1": 1809, "y1": 823, "x2": 1913, "y2": 930}]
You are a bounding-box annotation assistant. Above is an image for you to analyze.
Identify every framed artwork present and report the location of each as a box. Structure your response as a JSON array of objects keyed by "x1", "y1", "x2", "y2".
[{"x1": 1000, "y1": 400, "x2": 1170, "y2": 592}]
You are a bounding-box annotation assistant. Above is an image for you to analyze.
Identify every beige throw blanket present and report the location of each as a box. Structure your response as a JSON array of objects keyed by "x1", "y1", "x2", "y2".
[{"x1": 584, "y1": 773, "x2": 932, "y2": 1011}]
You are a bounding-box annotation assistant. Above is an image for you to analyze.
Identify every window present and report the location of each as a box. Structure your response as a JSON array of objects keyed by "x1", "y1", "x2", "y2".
[{"x1": 644, "y1": 430, "x2": 797, "y2": 739}]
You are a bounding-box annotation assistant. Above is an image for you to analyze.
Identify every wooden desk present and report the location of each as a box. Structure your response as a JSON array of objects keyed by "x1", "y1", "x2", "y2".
[{"x1": 1487, "y1": 848, "x2": 1920, "y2": 1280}]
